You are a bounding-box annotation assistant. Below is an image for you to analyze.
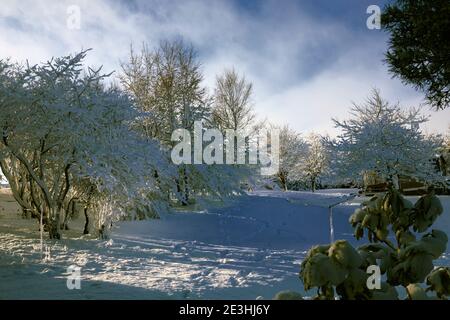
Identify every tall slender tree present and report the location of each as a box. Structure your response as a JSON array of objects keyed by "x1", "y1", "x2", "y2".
[{"x1": 211, "y1": 68, "x2": 256, "y2": 132}]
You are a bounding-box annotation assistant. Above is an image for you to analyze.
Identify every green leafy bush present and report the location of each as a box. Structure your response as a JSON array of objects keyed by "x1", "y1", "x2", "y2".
[{"x1": 299, "y1": 187, "x2": 449, "y2": 300}]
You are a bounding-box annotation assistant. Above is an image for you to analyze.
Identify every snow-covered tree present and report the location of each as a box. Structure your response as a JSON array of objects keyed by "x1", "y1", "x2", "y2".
[
  {"x1": 121, "y1": 40, "x2": 213, "y2": 205},
  {"x1": 329, "y1": 89, "x2": 443, "y2": 188},
  {"x1": 275, "y1": 125, "x2": 307, "y2": 191},
  {"x1": 121, "y1": 40, "x2": 250, "y2": 205},
  {"x1": 120, "y1": 40, "x2": 211, "y2": 145},
  {"x1": 0, "y1": 51, "x2": 167, "y2": 239},
  {"x1": 296, "y1": 133, "x2": 329, "y2": 192},
  {"x1": 211, "y1": 68, "x2": 256, "y2": 132}
]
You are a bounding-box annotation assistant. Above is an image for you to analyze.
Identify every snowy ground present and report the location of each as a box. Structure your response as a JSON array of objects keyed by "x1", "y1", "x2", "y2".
[{"x1": 1, "y1": 188, "x2": 449, "y2": 299}]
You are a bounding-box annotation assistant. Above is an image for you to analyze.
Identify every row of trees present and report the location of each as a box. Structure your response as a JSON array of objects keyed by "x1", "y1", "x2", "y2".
[
  {"x1": 273, "y1": 89, "x2": 447, "y2": 192},
  {"x1": 0, "y1": 40, "x2": 266, "y2": 239},
  {"x1": 274, "y1": 128, "x2": 329, "y2": 192},
  {"x1": 271, "y1": 0, "x2": 450, "y2": 192},
  {"x1": 0, "y1": 39, "x2": 448, "y2": 239}
]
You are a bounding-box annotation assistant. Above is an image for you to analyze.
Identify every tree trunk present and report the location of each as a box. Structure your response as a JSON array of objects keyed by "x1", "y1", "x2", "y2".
[
  {"x1": 48, "y1": 219, "x2": 61, "y2": 239},
  {"x1": 21, "y1": 207, "x2": 31, "y2": 219},
  {"x1": 61, "y1": 199, "x2": 74, "y2": 230},
  {"x1": 183, "y1": 168, "x2": 189, "y2": 206},
  {"x1": 83, "y1": 207, "x2": 89, "y2": 235},
  {"x1": 279, "y1": 173, "x2": 287, "y2": 191},
  {"x1": 98, "y1": 224, "x2": 109, "y2": 240},
  {"x1": 177, "y1": 167, "x2": 189, "y2": 206},
  {"x1": 176, "y1": 178, "x2": 188, "y2": 206},
  {"x1": 48, "y1": 207, "x2": 61, "y2": 239}
]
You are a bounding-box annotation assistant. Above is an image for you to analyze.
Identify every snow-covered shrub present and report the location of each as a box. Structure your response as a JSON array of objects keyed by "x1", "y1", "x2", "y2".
[
  {"x1": 299, "y1": 187, "x2": 449, "y2": 300},
  {"x1": 273, "y1": 290, "x2": 303, "y2": 300}
]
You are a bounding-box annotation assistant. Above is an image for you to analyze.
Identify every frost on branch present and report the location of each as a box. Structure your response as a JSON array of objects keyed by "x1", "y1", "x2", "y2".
[{"x1": 0, "y1": 50, "x2": 168, "y2": 239}]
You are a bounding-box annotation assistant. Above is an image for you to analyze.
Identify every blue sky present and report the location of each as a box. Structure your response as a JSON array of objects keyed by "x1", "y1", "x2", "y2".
[{"x1": 0, "y1": 0, "x2": 448, "y2": 136}]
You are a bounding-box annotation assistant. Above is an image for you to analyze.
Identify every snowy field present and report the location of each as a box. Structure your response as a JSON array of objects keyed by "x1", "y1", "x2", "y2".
[{"x1": 1, "y1": 188, "x2": 449, "y2": 299}]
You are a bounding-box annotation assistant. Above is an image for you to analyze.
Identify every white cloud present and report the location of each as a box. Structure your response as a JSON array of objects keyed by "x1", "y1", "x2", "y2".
[{"x1": 0, "y1": 0, "x2": 448, "y2": 136}]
